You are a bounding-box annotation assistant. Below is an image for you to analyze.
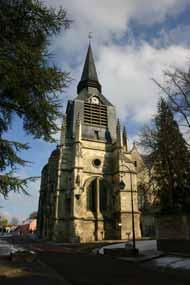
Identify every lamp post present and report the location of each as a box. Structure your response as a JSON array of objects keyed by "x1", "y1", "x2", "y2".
[
  {"x1": 119, "y1": 158, "x2": 138, "y2": 255},
  {"x1": 129, "y1": 171, "x2": 136, "y2": 250}
]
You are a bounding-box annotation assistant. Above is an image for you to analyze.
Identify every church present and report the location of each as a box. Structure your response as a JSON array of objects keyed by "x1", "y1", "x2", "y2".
[{"x1": 37, "y1": 43, "x2": 142, "y2": 242}]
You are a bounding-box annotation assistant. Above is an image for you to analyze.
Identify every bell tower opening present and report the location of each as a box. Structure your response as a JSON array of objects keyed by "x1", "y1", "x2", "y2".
[{"x1": 84, "y1": 102, "x2": 108, "y2": 127}]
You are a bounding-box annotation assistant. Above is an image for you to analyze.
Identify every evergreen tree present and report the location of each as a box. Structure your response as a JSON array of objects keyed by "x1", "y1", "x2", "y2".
[
  {"x1": 141, "y1": 98, "x2": 190, "y2": 213},
  {"x1": 0, "y1": 0, "x2": 71, "y2": 197},
  {"x1": 29, "y1": 211, "x2": 37, "y2": 219}
]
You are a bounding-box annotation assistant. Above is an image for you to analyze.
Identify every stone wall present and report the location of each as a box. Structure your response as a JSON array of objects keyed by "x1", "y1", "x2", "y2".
[
  {"x1": 120, "y1": 212, "x2": 141, "y2": 240},
  {"x1": 156, "y1": 214, "x2": 190, "y2": 252},
  {"x1": 140, "y1": 214, "x2": 155, "y2": 237},
  {"x1": 39, "y1": 124, "x2": 142, "y2": 243}
]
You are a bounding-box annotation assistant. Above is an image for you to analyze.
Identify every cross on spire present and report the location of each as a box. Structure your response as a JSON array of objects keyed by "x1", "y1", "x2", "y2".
[{"x1": 88, "y1": 32, "x2": 93, "y2": 43}]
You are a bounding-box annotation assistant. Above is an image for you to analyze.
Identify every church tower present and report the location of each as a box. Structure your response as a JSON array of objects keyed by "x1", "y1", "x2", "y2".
[{"x1": 37, "y1": 44, "x2": 141, "y2": 242}]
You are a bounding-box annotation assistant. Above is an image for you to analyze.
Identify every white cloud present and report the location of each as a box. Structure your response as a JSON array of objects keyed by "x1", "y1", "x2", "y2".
[
  {"x1": 46, "y1": 0, "x2": 190, "y2": 31},
  {"x1": 45, "y1": 0, "x2": 190, "y2": 55},
  {"x1": 97, "y1": 43, "x2": 190, "y2": 123},
  {"x1": 129, "y1": 0, "x2": 189, "y2": 25},
  {"x1": 42, "y1": 0, "x2": 190, "y2": 125}
]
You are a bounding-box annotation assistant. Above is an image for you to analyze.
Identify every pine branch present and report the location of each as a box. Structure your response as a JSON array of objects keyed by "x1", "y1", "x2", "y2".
[
  {"x1": 0, "y1": 0, "x2": 72, "y2": 195},
  {"x1": 0, "y1": 138, "x2": 29, "y2": 171},
  {"x1": 0, "y1": 173, "x2": 39, "y2": 198}
]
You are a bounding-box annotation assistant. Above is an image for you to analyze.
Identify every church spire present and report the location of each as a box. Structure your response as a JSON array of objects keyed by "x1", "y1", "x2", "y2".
[{"x1": 77, "y1": 43, "x2": 102, "y2": 94}]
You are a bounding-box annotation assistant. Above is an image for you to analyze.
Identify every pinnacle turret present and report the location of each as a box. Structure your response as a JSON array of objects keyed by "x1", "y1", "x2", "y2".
[{"x1": 123, "y1": 126, "x2": 128, "y2": 151}]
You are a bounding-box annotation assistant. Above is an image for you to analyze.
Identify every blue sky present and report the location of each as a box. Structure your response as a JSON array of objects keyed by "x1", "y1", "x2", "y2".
[{"x1": 1, "y1": 0, "x2": 190, "y2": 222}]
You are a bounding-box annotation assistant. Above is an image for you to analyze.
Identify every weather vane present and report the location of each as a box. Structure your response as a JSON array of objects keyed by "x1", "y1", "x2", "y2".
[{"x1": 88, "y1": 32, "x2": 93, "y2": 43}]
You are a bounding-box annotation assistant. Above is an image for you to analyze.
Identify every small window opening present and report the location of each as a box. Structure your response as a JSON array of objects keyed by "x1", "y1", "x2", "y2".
[
  {"x1": 93, "y1": 159, "x2": 101, "y2": 167},
  {"x1": 94, "y1": 130, "x2": 99, "y2": 140}
]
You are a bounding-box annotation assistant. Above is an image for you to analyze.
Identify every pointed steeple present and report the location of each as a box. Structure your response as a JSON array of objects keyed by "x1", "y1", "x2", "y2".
[{"x1": 77, "y1": 43, "x2": 102, "y2": 94}]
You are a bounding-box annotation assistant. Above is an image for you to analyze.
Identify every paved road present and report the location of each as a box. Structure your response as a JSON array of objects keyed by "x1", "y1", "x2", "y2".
[
  {"x1": 0, "y1": 238, "x2": 14, "y2": 256},
  {"x1": 0, "y1": 238, "x2": 71, "y2": 285},
  {"x1": 2, "y1": 237, "x2": 190, "y2": 284},
  {"x1": 39, "y1": 251, "x2": 190, "y2": 285}
]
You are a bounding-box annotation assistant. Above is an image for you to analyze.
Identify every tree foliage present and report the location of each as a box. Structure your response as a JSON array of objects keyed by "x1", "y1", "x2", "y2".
[
  {"x1": 29, "y1": 211, "x2": 37, "y2": 219},
  {"x1": 0, "y1": 0, "x2": 71, "y2": 197},
  {"x1": 0, "y1": 217, "x2": 8, "y2": 227},
  {"x1": 140, "y1": 98, "x2": 190, "y2": 213}
]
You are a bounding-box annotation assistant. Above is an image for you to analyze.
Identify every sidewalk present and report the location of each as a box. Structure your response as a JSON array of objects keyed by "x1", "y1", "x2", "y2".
[
  {"x1": 0, "y1": 239, "x2": 15, "y2": 256},
  {"x1": 98, "y1": 240, "x2": 190, "y2": 270}
]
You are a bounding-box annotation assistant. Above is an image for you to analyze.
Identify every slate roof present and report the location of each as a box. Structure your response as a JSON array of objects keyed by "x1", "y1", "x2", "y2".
[
  {"x1": 77, "y1": 43, "x2": 102, "y2": 94},
  {"x1": 76, "y1": 44, "x2": 113, "y2": 106}
]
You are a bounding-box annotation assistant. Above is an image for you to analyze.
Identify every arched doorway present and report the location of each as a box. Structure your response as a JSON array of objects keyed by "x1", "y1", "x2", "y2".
[{"x1": 86, "y1": 177, "x2": 112, "y2": 240}]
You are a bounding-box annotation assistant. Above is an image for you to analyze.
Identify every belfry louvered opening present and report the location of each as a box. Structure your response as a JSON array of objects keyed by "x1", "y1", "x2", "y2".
[{"x1": 84, "y1": 103, "x2": 108, "y2": 127}]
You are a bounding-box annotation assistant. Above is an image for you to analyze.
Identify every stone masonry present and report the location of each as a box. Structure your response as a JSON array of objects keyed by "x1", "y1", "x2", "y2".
[{"x1": 37, "y1": 44, "x2": 141, "y2": 242}]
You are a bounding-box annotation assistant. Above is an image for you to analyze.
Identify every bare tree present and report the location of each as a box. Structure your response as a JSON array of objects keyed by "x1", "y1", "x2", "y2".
[{"x1": 153, "y1": 67, "x2": 190, "y2": 130}]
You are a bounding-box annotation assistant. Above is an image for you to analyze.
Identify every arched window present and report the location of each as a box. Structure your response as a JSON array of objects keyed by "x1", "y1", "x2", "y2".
[
  {"x1": 87, "y1": 179, "x2": 96, "y2": 212},
  {"x1": 87, "y1": 178, "x2": 109, "y2": 213}
]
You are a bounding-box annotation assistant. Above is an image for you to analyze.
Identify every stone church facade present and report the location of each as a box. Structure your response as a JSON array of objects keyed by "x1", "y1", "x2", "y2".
[{"x1": 37, "y1": 44, "x2": 142, "y2": 242}]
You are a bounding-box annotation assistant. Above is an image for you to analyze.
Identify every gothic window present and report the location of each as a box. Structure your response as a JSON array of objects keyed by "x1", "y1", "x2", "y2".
[
  {"x1": 87, "y1": 178, "x2": 108, "y2": 213},
  {"x1": 87, "y1": 179, "x2": 96, "y2": 212},
  {"x1": 84, "y1": 102, "x2": 108, "y2": 127}
]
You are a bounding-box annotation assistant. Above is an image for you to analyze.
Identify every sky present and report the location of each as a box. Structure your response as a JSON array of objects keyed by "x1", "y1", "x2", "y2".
[{"x1": 1, "y1": 0, "x2": 190, "y2": 222}]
